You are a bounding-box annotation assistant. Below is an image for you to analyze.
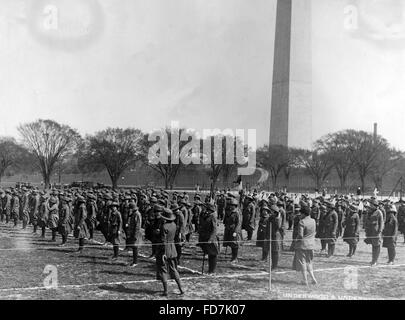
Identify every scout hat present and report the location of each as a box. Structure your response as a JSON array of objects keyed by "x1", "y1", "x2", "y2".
[{"x1": 160, "y1": 208, "x2": 176, "y2": 221}]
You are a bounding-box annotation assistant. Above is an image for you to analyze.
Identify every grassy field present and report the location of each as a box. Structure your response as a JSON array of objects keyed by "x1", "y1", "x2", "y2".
[{"x1": 0, "y1": 221, "x2": 404, "y2": 300}]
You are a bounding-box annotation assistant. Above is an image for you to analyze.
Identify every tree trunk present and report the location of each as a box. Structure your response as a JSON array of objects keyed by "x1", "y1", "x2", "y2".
[
  {"x1": 164, "y1": 176, "x2": 169, "y2": 189},
  {"x1": 110, "y1": 175, "x2": 119, "y2": 190},
  {"x1": 360, "y1": 175, "x2": 366, "y2": 194},
  {"x1": 272, "y1": 174, "x2": 278, "y2": 190},
  {"x1": 43, "y1": 172, "x2": 51, "y2": 190}
]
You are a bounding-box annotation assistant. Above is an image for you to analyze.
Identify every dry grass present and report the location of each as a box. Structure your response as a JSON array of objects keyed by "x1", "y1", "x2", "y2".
[{"x1": 0, "y1": 222, "x2": 404, "y2": 300}]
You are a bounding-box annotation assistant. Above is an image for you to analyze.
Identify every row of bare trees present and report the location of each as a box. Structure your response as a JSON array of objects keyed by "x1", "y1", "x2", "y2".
[
  {"x1": 11, "y1": 120, "x2": 248, "y2": 190},
  {"x1": 0, "y1": 119, "x2": 401, "y2": 192},
  {"x1": 257, "y1": 130, "x2": 403, "y2": 192}
]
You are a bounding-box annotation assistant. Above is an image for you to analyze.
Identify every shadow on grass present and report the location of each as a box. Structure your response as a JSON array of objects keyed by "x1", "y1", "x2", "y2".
[{"x1": 98, "y1": 284, "x2": 157, "y2": 295}]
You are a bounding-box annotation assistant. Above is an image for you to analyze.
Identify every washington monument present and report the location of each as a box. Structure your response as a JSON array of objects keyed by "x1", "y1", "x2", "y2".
[{"x1": 269, "y1": 0, "x2": 312, "y2": 148}]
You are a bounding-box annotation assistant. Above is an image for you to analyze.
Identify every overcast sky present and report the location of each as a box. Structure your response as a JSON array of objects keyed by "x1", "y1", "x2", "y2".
[{"x1": 1, "y1": 0, "x2": 405, "y2": 150}]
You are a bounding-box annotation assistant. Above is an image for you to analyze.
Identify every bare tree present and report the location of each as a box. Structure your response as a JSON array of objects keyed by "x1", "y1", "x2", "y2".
[
  {"x1": 18, "y1": 120, "x2": 80, "y2": 189},
  {"x1": 201, "y1": 135, "x2": 245, "y2": 196},
  {"x1": 315, "y1": 131, "x2": 355, "y2": 193},
  {"x1": 82, "y1": 128, "x2": 145, "y2": 189},
  {"x1": 257, "y1": 144, "x2": 289, "y2": 190},
  {"x1": 345, "y1": 130, "x2": 390, "y2": 193},
  {"x1": 371, "y1": 147, "x2": 403, "y2": 191},
  {"x1": 298, "y1": 150, "x2": 334, "y2": 190},
  {"x1": 0, "y1": 137, "x2": 36, "y2": 182},
  {"x1": 145, "y1": 127, "x2": 192, "y2": 190},
  {"x1": 283, "y1": 147, "x2": 303, "y2": 189}
]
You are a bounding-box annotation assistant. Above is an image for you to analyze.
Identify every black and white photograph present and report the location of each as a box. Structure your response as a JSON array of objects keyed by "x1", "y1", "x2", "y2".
[{"x1": 0, "y1": 0, "x2": 404, "y2": 305}]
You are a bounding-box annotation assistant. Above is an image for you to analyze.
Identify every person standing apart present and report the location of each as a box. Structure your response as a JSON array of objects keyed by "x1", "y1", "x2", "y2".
[
  {"x1": 155, "y1": 208, "x2": 184, "y2": 296},
  {"x1": 292, "y1": 204, "x2": 317, "y2": 286}
]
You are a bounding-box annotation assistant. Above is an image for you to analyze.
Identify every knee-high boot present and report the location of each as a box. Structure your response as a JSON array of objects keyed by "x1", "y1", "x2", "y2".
[
  {"x1": 231, "y1": 247, "x2": 238, "y2": 262},
  {"x1": 208, "y1": 255, "x2": 217, "y2": 274}
]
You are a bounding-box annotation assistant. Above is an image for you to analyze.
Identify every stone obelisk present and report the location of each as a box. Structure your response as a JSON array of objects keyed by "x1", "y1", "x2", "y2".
[{"x1": 269, "y1": 0, "x2": 312, "y2": 149}]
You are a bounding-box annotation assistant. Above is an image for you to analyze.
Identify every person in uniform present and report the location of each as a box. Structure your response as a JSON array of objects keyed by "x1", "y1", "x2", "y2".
[
  {"x1": 11, "y1": 191, "x2": 20, "y2": 227},
  {"x1": 145, "y1": 197, "x2": 160, "y2": 258},
  {"x1": 286, "y1": 200, "x2": 294, "y2": 230},
  {"x1": 38, "y1": 192, "x2": 49, "y2": 238},
  {"x1": 343, "y1": 204, "x2": 360, "y2": 257},
  {"x1": 397, "y1": 200, "x2": 405, "y2": 244},
  {"x1": 256, "y1": 204, "x2": 271, "y2": 260},
  {"x1": 120, "y1": 195, "x2": 131, "y2": 250},
  {"x1": 21, "y1": 188, "x2": 30, "y2": 229},
  {"x1": 260, "y1": 204, "x2": 283, "y2": 269},
  {"x1": 172, "y1": 203, "x2": 185, "y2": 265},
  {"x1": 323, "y1": 201, "x2": 338, "y2": 258},
  {"x1": 184, "y1": 201, "x2": 194, "y2": 242},
  {"x1": 293, "y1": 203, "x2": 317, "y2": 286},
  {"x1": 316, "y1": 203, "x2": 328, "y2": 254},
  {"x1": 241, "y1": 195, "x2": 256, "y2": 241},
  {"x1": 0, "y1": 190, "x2": 4, "y2": 223},
  {"x1": 3, "y1": 189, "x2": 12, "y2": 225},
  {"x1": 108, "y1": 202, "x2": 123, "y2": 260},
  {"x1": 191, "y1": 199, "x2": 202, "y2": 232},
  {"x1": 364, "y1": 199, "x2": 384, "y2": 266},
  {"x1": 73, "y1": 196, "x2": 89, "y2": 253},
  {"x1": 30, "y1": 190, "x2": 41, "y2": 234},
  {"x1": 126, "y1": 200, "x2": 142, "y2": 267},
  {"x1": 155, "y1": 208, "x2": 184, "y2": 296},
  {"x1": 289, "y1": 204, "x2": 302, "y2": 251},
  {"x1": 47, "y1": 196, "x2": 59, "y2": 242},
  {"x1": 58, "y1": 196, "x2": 72, "y2": 246},
  {"x1": 382, "y1": 205, "x2": 398, "y2": 265},
  {"x1": 216, "y1": 193, "x2": 226, "y2": 221},
  {"x1": 198, "y1": 203, "x2": 219, "y2": 275},
  {"x1": 86, "y1": 194, "x2": 98, "y2": 242},
  {"x1": 223, "y1": 198, "x2": 242, "y2": 263}
]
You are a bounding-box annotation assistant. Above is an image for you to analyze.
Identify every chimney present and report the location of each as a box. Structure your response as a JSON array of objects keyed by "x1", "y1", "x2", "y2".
[{"x1": 373, "y1": 123, "x2": 377, "y2": 141}]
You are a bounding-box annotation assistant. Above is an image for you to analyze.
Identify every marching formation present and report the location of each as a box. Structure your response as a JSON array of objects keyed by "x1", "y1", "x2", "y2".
[{"x1": 1, "y1": 185, "x2": 404, "y2": 294}]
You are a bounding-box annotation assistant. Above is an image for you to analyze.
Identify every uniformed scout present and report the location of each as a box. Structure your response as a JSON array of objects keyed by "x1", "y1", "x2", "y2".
[
  {"x1": 86, "y1": 194, "x2": 98, "y2": 242},
  {"x1": 364, "y1": 199, "x2": 384, "y2": 266},
  {"x1": 58, "y1": 196, "x2": 72, "y2": 246},
  {"x1": 171, "y1": 203, "x2": 185, "y2": 265},
  {"x1": 74, "y1": 196, "x2": 89, "y2": 253},
  {"x1": 324, "y1": 201, "x2": 338, "y2": 258},
  {"x1": 11, "y1": 191, "x2": 20, "y2": 227},
  {"x1": 198, "y1": 203, "x2": 219, "y2": 275},
  {"x1": 126, "y1": 201, "x2": 142, "y2": 267},
  {"x1": 47, "y1": 196, "x2": 59, "y2": 242},
  {"x1": 108, "y1": 202, "x2": 123, "y2": 260},
  {"x1": 241, "y1": 195, "x2": 256, "y2": 241},
  {"x1": 343, "y1": 204, "x2": 360, "y2": 257},
  {"x1": 155, "y1": 208, "x2": 184, "y2": 296},
  {"x1": 223, "y1": 198, "x2": 242, "y2": 263}
]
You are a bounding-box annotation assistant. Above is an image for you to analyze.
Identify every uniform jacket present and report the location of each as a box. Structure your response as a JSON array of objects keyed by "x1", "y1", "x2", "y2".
[
  {"x1": 294, "y1": 216, "x2": 316, "y2": 251},
  {"x1": 365, "y1": 209, "x2": 384, "y2": 246},
  {"x1": 382, "y1": 213, "x2": 398, "y2": 248},
  {"x1": 47, "y1": 204, "x2": 59, "y2": 229},
  {"x1": 156, "y1": 220, "x2": 178, "y2": 259},
  {"x1": 198, "y1": 211, "x2": 219, "y2": 255},
  {"x1": 126, "y1": 205, "x2": 142, "y2": 244},
  {"x1": 343, "y1": 212, "x2": 360, "y2": 244},
  {"x1": 242, "y1": 202, "x2": 256, "y2": 231}
]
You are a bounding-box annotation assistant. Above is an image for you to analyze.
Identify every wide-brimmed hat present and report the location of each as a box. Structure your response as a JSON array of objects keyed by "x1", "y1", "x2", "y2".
[
  {"x1": 160, "y1": 208, "x2": 176, "y2": 221},
  {"x1": 170, "y1": 203, "x2": 180, "y2": 212}
]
